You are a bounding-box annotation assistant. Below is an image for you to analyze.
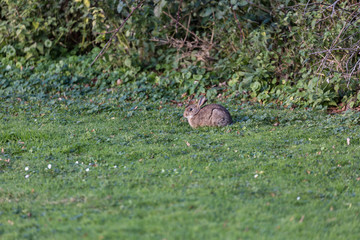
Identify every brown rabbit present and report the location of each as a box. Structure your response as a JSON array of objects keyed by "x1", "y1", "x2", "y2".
[{"x1": 183, "y1": 97, "x2": 232, "y2": 128}]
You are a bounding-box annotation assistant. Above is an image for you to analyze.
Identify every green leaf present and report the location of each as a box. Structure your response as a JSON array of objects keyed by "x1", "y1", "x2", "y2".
[
  {"x1": 229, "y1": 74, "x2": 239, "y2": 87},
  {"x1": 193, "y1": 74, "x2": 202, "y2": 81},
  {"x1": 4, "y1": 45, "x2": 16, "y2": 57},
  {"x1": 25, "y1": 52, "x2": 33, "y2": 60},
  {"x1": 32, "y1": 21, "x2": 40, "y2": 30},
  {"x1": 200, "y1": 7, "x2": 213, "y2": 17},
  {"x1": 311, "y1": 19, "x2": 317, "y2": 29},
  {"x1": 16, "y1": 29, "x2": 22, "y2": 36},
  {"x1": 45, "y1": 39, "x2": 53, "y2": 48},
  {"x1": 124, "y1": 58, "x2": 132, "y2": 68},
  {"x1": 83, "y1": 0, "x2": 90, "y2": 8},
  {"x1": 250, "y1": 81, "x2": 261, "y2": 92},
  {"x1": 239, "y1": 0, "x2": 248, "y2": 6},
  {"x1": 154, "y1": 0, "x2": 167, "y2": 18},
  {"x1": 37, "y1": 43, "x2": 44, "y2": 54},
  {"x1": 215, "y1": 10, "x2": 225, "y2": 19},
  {"x1": 117, "y1": 1, "x2": 125, "y2": 13}
]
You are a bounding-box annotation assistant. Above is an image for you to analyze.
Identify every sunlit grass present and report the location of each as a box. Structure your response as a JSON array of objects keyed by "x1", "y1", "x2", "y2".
[{"x1": 1, "y1": 100, "x2": 360, "y2": 239}]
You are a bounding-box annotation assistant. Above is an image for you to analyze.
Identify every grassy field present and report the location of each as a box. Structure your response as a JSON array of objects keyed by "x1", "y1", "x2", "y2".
[{"x1": 1, "y1": 98, "x2": 360, "y2": 239}]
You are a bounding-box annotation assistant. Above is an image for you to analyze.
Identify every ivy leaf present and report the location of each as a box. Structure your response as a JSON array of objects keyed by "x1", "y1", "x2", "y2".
[
  {"x1": 200, "y1": 7, "x2": 213, "y2": 17},
  {"x1": 154, "y1": 0, "x2": 167, "y2": 18},
  {"x1": 117, "y1": 0, "x2": 125, "y2": 14},
  {"x1": 124, "y1": 58, "x2": 132, "y2": 68},
  {"x1": 228, "y1": 78, "x2": 238, "y2": 87},
  {"x1": 32, "y1": 22, "x2": 39, "y2": 30},
  {"x1": 37, "y1": 43, "x2": 44, "y2": 54},
  {"x1": 83, "y1": 0, "x2": 90, "y2": 8},
  {"x1": 216, "y1": 10, "x2": 225, "y2": 19},
  {"x1": 250, "y1": 81, "x2": 261, "y2": 92},
  {"x1": 239, "y1": 0, "x2": 248, "y2": 6},
  {"x1": 44, "y1": 39, "x2": 52, "y2": 48}
]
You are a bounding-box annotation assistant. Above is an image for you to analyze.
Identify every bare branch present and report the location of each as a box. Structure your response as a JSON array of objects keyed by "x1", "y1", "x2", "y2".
[
  {"x1": 303, "y1": 0, "x2": 311, "y2": 15},
  {"x1": 229, "y1": 1, "x2": 244, "y2": 42},
  {"x1": 327, "y1": 0, "x2": 340, "y2": 17},
  {"x1": 310, "y1": 48, "x2": 357, "y2": 55},
  {"x1": 90, "y1": 0, "x2": 145, "y2": 67},
  {"x1": 162, "y1": 11, "x2": 210, "y2": 45},
  {"x1": 184, "y1": 15, "x2": 191, "y2": 42},
  {"x1": 176, "y1": 0, "x2": 183, "y2": 33},
  {"x1": 316, "y1": 8, "x2": 359, "y2": 74},
  {"x1": 245, "y1": 0, "x2": 272, "y2": 15},
  {"x1": 348, "y1": 58, "x2": 360, "y2": 87}
]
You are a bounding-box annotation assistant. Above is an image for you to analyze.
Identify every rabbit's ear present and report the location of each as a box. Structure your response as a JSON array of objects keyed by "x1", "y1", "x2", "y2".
[{"x1": 198, "y1": 96, "x2": 207, "y2": 107}]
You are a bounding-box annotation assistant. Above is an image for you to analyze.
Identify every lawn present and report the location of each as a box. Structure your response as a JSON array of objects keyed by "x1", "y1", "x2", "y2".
[{"x1": 1, "y1": 98, "x2": 360, "y2": 239}]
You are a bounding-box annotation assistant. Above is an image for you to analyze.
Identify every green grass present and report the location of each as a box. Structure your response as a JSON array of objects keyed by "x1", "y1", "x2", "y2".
[{"x1": 1, "y1": 99, "x2": 360, "y2": 239}]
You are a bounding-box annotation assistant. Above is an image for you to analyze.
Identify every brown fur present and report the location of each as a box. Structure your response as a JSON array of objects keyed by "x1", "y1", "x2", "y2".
[{"x1": 183, "y1": 97, "x2": 232, "y2": 128}]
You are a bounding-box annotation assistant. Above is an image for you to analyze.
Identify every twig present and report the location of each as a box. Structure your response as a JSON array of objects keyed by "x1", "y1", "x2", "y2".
[
  {"x1": 176, "y1": 0, "x2": 183, "y2": 33},
  {"x1": 245, "y1": 0, "x2": 272, "y2": 14},
  {"x1": 346, "y1": 50, "x2": 357, "y2": 74},
  {"x1": 296, "y1": 2, "x2": 354, "y2": 14},
  {"x1": 317, "y1": 9, "x2": 358, "y2": 74},
  {"x1": 94, "y1": 29, "x2": 119, "y2": 35},
  {"x1": 343, "y1": 10, "x2": 360, "y2": 33},
  {"x1": 230, "y1": 1, "x2": 244, "y2": 42},
  {"x1": 303, "y1": 0, "x2": 311, "y2": 15},
  {"x1": 162, "y1": 11, "x2": 210, "y2": 45},
  {"x1": 310, "y1": 48, "x2": 356, "y2": 55},
  {"x1": 326, "y1": 0, "x2": 340, "y2": 17},
  {"x1": 338, "y1": 31, "x2": 360, "y2": 45},
  {"x1": 211, "y1": 10, "x2": 215, "y2": 44},
  {"x1": 183, "y1": 15, "x2": 191, "y2": 44},
  {"x1": 348, "y1": 58, "x2": 360, "y2": 87},
  {"x1": 90, "y1": 0, "x2": 145, "y2": 67}
]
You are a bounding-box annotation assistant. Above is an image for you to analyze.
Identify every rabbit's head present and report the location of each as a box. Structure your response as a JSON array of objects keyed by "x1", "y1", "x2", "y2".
[{"x1": 183, "y1": 97, "x2": 207, "y2": 119}]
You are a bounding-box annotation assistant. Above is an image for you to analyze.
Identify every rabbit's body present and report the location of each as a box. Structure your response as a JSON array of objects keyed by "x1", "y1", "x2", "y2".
[{"x1": 183, "y1": 97, "x2": 232, "y2": 128}]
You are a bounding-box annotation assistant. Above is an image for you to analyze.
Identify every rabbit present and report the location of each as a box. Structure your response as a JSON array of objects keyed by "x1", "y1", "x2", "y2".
[{"x1": 183, "y1": 96, "x2": 232, "y2": 128}]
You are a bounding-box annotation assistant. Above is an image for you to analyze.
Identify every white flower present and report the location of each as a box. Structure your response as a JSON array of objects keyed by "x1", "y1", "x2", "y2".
[
  {"x1": 48, "y1": 164, "x2": 52, "y2": 169},
  {"x1": 297, "y1": 196, "x2": 300, "y2": 201},
  {"x1": 25, "y1": 174, "x2": 30, "y2": 179},
  {"x1": 85, "y1": 168, "x2": 90, "y2": 172},
  {"x1": 124, "y1": 166, "x2": 126, "y2": 169},
  {"x1": 114, "y1": 165, "x2": 117, "y2": 168},
  {"x1": 25, "y1": 167, "x2": 29, "y2": 171},
  {"x1": 75, "y1": 161, "x2": 79, "y2": 164},
  {"x1": 254, "y1": 174, "x2": 258, "y2": 178},
  {"x1": 161, "y1": 169, "x2": 165, "y2": 173}
]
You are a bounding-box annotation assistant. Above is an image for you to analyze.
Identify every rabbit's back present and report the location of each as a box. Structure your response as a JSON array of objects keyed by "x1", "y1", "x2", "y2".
[
  {"x1": 208, "y1": 105, "x2": 232, "y2": 126},
  {"x1": 183, "y1": 98, "x2": 232, "y2": 128},
  {"x1": 189, "y1": 104, "x2": 232, "y2": 127},
  {"x1": 203, "y1": 104, "x2": 232, "y2": 126}
]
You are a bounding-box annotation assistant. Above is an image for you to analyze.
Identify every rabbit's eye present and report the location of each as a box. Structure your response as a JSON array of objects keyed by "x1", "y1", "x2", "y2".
[{"x1": 189, "y1": 108, "x2": 193, "y2": 111}]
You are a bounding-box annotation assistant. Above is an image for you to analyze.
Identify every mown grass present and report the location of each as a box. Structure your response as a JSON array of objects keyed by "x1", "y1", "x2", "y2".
[{"x1": 1, "y1": 99, "x2": 360, "y2": 239}]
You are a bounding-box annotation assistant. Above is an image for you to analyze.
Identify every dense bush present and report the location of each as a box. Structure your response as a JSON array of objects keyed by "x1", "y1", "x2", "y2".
[{"x1": 1, "y1": 0, "x2": 360, "y2": 108}]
